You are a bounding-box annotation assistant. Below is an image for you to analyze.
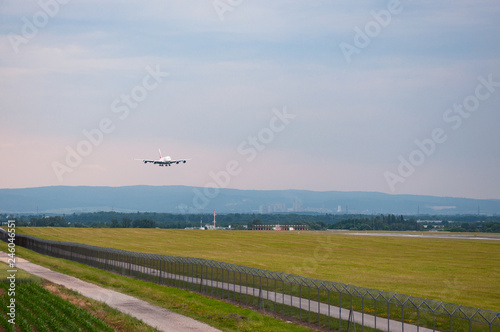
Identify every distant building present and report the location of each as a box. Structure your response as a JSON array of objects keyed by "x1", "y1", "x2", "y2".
[
  {"x1": 259, "y1": 203, "x2": 287, "y2": 214},
  {"x1": 292, "y1": 199, "x2": 302, "y2": 212},
  {"x1": 252, "y1": 224, "x2": 308, "y2": 231}
]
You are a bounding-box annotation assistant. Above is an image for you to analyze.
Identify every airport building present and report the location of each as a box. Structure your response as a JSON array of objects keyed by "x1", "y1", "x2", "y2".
[{"x1": 252, "y1": 224, "x2": 308, "y2": 231}]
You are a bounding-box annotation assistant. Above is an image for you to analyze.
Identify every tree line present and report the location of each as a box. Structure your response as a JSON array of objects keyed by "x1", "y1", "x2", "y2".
[
  {"x1": 445, "y1": 221, "x2": 500, "y2": 233},
  {"x1": 2, "y1": 212, "x2": 500, "y2": 233},
  {"x1": 328, "y1": 214, "x2": 422, "y2": 231}
]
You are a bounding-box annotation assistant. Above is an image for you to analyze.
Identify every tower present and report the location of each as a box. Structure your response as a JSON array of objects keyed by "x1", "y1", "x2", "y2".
[{"x1": 213, "y1": 209, "x2": 216, "y2": 230}]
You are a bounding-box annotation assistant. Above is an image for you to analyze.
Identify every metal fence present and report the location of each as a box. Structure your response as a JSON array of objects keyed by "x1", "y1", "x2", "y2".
[{"x1": 4, "y1": 233, "x2": 500, "y2": 332}]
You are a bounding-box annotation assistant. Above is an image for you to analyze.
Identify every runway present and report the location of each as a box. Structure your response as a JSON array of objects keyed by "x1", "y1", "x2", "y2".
[{"x1": 327, "y1": 231, "x2": 500, "y2": 241}]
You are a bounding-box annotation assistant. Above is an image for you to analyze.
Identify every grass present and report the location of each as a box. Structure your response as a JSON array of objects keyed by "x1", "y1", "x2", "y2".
[
  {"x1": 0, "y1": 242, "x2": 318, "y2": 332},
  {"x1": 15, "y1": 227, "x2": 500, "y2": 311},
  {"x1": 40, "y1": 283, "x2": 160, "y2": 332},
  {"x1": 0, "y1": 262, "x2": 159, "y2": 332}
]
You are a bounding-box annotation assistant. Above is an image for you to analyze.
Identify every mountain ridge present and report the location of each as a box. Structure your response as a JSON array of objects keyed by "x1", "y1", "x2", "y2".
[{"x1": 1, "y1": 185, "x2": 499, "y2": 215}]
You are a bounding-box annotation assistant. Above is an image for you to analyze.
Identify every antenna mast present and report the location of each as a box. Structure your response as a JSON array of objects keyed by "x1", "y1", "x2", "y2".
[{"x1": 213, "y1": 209, "x2": 216, "y2": 230}]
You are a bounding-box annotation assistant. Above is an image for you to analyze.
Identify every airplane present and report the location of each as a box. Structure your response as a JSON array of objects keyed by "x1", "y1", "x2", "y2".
[{"x1": 135, "y1": 149, "x2": 191, "y2": 167}]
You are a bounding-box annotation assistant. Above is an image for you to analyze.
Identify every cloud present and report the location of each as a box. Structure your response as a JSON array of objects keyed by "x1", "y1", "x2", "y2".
[{"x1": 0, "y1": 1, "x2": 499, "y2": 199}]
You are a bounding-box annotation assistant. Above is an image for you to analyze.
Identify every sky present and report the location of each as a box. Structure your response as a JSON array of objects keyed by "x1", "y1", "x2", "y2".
[{"x1": 1, "y1": 0, "x2": 499, "y2": 200}]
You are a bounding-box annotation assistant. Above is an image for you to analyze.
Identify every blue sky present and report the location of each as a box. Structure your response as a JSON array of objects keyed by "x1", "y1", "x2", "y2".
[{"x1": 1, "y1": 0, "x2": 499, "y2": 199}]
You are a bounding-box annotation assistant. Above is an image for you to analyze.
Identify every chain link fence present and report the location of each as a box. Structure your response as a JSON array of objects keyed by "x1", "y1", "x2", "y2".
[{"x1": 3, "y1": 232, "x2": 500, "y2": 331}]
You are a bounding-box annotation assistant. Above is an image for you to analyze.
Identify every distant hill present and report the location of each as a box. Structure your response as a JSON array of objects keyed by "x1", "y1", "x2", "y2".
[{"x1": 0, "y1": 185, "x2": 499, "y2": 215}]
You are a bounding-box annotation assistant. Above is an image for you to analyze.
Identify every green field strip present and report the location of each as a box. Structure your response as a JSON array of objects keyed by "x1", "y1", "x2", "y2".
[{"x1": 15, "y1": 227, "x2": 500, "y2": 311}]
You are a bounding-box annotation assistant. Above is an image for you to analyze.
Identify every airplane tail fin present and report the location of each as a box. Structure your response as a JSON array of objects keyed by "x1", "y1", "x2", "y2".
[{"x1": 159, "y1": 149, "x2": 162, "y2": 159}]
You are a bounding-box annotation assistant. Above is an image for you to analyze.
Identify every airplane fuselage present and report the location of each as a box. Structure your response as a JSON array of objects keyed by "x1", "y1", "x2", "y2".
[{"x1": 136, "y1": 150, "x2": 189, "y2": 167}]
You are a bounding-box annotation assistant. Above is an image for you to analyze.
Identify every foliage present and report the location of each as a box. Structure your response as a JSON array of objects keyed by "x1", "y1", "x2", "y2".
[
  {"x1": 329, "y1": 214, "x2": 423, "y2": 231},
  {"x1": 0, "y1": 281, "x2": 113, "y2": 331},
  {"x1": 3, "y1": 212, "x2": 500, "y2": 232},
  {"x1": 445, "y1": 221, "x2": 500, "y2": 233}
]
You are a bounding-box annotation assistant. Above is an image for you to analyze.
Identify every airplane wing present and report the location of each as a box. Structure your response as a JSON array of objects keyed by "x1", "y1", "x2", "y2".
[
  {"x1": 135, "y1": 156, "x2": 191, "y2": 166},
  {"x1": 170, "y1": 158, "x2": 191, "y2": 165},
  {"x1": 135, "y1": 159, "x2": 156, "y2": 164}
]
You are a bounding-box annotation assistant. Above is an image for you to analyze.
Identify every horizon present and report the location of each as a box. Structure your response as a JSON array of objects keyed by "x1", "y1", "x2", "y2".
[
  {"x1": 1, "y1": 2, "x2": 499, "y2": 200},
  {"x1": 2, "y1": 185, "x2": 500, "y2": 217},
  {"x1": 2, "y1": 183, "x2": 500, "y2": 202}
]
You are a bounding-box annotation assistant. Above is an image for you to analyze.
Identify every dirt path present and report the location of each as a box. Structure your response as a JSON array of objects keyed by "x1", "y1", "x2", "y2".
[{"x1": 0, "y1": 251, "x2": 221, "y2": 332}]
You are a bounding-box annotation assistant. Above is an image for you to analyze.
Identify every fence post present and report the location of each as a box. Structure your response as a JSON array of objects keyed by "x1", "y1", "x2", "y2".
[
  {"x1": 299, "y1": 284, "x2": 302, "y2": 323},
  {"x1": 317, "y1": 284, "x2": 321, "y2": 327},
  {"x1": 290, "y1": 278, "x2": 293, "y2": 319},
  {"x1": 245, "y1": 271, "x2": 249, "y2": 305},
  {"x1": 387, "y1": 295, "x2": 391, "y2": 332},
  {"x1": 348, "y1": 306, "x2": 356, "y2": 332},
  {"x1": 309, "y1": 282, "x2": 312, "y2": 325},
  {"x1": 158, "y1": 257, "x2": 162, "y2": 284},
  {"x1": 274, "y1": 275, "x2": 277, "y2": 313},
  {"x1": 234, "y1": 269, "x2": 238, "y2": 302},
  {"x1": 339, "y1": 288, "x2": 342, "y2": 331},
  {"x1": 266, "y1": 275, "x2": 270, "y2": 312},
  {"x1": 282, "y1": 278, "x2": 285, "y2": 317},
  {"x1": 258, "y1": 287, "x2": 263, "y2": 309},
  {"x1": 328, "y1": 289, "x2": 330, "y2": 331}
]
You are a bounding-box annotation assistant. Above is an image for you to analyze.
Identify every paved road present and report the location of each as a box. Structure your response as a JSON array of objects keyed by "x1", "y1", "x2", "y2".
[{"x1": 0, "y1": 251, "x2": 221, "y2": 332}]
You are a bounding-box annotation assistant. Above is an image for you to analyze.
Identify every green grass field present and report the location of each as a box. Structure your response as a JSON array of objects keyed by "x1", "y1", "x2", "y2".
[
  {"x1": 0, "y1": 282, "x2": 114, "y2": 332},
  {"x1": 16, "y1": 227, "x2": 500, "y2": 311},
  {"x1": 0, "y1": 262, "x2": 159, "y2": 332}
]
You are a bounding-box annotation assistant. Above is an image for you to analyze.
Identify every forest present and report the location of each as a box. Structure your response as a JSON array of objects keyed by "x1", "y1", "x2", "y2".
[{"x1": 3, "y1": 212, "x2": 500, "y2": 233}]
